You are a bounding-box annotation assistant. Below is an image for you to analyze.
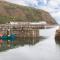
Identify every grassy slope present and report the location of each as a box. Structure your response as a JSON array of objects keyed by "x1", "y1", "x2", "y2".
[{"x1": 0, "y1": 1, "x2": 57, "y2": 24}]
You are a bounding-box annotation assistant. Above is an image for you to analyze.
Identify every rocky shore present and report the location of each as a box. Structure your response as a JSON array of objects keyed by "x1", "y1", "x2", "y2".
[{"x1": 55, "y1": 27, "x2": 60, "y2": 40}]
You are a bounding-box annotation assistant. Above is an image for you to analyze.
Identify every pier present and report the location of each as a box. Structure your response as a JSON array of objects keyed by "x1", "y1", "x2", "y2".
[{"x1": 0, "y1": 22, "x2": 52, "y2": 37}]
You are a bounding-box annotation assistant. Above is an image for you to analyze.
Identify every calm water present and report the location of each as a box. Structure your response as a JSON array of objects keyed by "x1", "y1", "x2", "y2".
[{"x1": 0, "y1": 26, "x2": 60, "y2": 60}]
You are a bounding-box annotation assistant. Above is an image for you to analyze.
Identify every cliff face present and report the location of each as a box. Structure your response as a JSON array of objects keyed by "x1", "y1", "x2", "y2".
[{"x1": 0, "y1": 1, "x2": 57, "y2": 24}]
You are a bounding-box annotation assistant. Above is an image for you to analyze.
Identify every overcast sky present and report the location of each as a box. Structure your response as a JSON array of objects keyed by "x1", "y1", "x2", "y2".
[{"x1": 5, "y1": 0, "x2": 60, "y2": 24}]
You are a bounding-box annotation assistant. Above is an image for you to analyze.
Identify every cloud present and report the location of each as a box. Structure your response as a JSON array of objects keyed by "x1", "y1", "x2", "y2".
[
  {"x1": 5, "y1": 0, "x2": 60, "y2": 12},
  {"x1": 51, "y1": 12, "x2": 60, "y2": 24}
]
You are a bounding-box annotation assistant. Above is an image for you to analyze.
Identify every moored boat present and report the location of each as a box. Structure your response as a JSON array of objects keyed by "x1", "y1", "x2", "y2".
[{"x1": 0, "y1": 33, "x2": 16, "y2": 41}]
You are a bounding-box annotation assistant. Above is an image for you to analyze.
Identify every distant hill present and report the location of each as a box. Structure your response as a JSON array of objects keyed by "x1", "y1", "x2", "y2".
[{"x1": 0, "y1": 1, "x2": 57, "y2": 24}]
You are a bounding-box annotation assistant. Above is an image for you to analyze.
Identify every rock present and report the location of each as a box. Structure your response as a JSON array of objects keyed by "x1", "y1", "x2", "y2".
[{"x1": 55, "y1": 28, "x2": 60, "y2": 40}]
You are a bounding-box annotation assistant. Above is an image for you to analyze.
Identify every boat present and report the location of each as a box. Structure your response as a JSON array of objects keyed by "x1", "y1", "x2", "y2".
[{"x1": 0, "y1": 33, "x2": 16, "y2": 41}]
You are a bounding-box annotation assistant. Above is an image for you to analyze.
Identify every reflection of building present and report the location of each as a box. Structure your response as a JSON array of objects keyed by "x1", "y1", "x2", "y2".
[{"x1": 15, "y1": 37, "x2": 40, "y2": 46}]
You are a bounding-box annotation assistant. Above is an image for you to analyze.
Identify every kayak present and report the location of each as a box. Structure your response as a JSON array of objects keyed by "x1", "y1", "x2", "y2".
[
  {"x1": 0, "y1": 34, "x2": 16, "y2": 41},
  {"x1": 8, "y1": 34, "x2": 16, "y2": 41}
]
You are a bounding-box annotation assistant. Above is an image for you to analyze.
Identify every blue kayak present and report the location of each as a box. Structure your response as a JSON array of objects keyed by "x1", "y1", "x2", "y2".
[
  {"x1": 2, "y1": 35, "x2": 8, "y2": 40},
  {"x1": 8, "y1": 34, "x2": 16, "y2": 41},
  {"x1": 1, "y1": 34, "x2": 16, "y2": 41}
]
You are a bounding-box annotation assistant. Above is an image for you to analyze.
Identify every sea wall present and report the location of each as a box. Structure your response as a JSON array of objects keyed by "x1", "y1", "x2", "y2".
[
  {"x1": 10, "y1": 28, "x2": 39, "y2": 38},
  {"x1": 0, "y1": 24, "x2": 39, "y2": 37}
]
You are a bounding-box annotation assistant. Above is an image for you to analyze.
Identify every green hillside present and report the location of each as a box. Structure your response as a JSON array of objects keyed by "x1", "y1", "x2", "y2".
[{"x1": 0, "y1": 1, "x2": 57, "y2": 24}]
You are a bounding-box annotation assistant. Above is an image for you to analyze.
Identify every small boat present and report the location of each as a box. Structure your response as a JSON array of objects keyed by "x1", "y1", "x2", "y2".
[
  {"x1": 8, "y1": 34, "x2": 16, "y2": 41},
  {"x1": 0, "y1": 29, "x2": 16, "y2": 41},
  {"x1": 0, "y1": 34, "x2": 16, "y2": 41}
]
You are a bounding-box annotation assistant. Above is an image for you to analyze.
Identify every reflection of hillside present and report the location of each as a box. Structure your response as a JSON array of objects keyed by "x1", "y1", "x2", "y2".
[{"x1": 0, "y1": 37, "x2": 45, "y2": 52}]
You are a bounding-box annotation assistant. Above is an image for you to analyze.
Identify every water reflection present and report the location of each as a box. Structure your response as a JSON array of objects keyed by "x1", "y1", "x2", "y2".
[
  {"x1": 1, "y1": 26, "x2": 60, "y2": 60},
  {"x1": 15, "y1": 37, "x2": 45, "y2": 46},
  {"x1": 0, "y1": 36, "x2": 45, "y2": 51},
  {"x1": 55, "y1": 39, "x2": 60, "y2": 45},
  {"x1": 0, "y1": 40, "x2": 15, "y2": 51}
]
